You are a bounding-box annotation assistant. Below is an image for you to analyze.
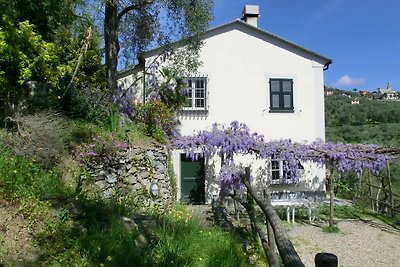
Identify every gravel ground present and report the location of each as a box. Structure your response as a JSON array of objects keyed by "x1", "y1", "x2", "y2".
[{"x1": 288, "y1": 220, "x2": 400, "y2": 267}]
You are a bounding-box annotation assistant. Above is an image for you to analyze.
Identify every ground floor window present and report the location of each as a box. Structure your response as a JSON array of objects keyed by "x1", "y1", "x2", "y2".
[{"x1": 270, "y1": 156, "x2": 303, "y2": 184}]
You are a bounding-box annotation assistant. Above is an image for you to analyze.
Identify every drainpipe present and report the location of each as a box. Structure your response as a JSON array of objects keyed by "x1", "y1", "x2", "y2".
[
  {"x1": 138, "y1": 56, "x2": 146, "y2": 104},
  {"x1": 323, "y1": 60, "x2": 333, "y2": 71}
]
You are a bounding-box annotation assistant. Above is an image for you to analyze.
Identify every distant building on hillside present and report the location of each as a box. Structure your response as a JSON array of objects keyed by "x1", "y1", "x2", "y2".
[
  {"x1": 378, "y1": 82, "x2": 398, "y2": 100},
  {"x1": 359, "y1": 90, "x2": 369, "y2": 96},
  {"x1": 325, "y1": 90, "x2": 334, "y2": 96},
  {"x1": 351, "y1": 99, "x2": 360, "y2": 105}
]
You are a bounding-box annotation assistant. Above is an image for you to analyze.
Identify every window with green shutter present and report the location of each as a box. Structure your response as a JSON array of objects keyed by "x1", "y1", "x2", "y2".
[{"x1": 269, "y1": 78, "x2": 294, "y2": 112}]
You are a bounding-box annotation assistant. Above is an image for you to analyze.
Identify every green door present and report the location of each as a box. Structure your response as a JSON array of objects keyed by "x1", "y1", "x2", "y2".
[{"x1": 180, "y1": 154, "x2": 205, "y2": 204}]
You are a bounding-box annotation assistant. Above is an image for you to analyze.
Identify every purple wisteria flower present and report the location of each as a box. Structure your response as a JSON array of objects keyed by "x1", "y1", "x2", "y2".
[{"x1": 173, "y1": 121, "x2": 393, "y2": 192}]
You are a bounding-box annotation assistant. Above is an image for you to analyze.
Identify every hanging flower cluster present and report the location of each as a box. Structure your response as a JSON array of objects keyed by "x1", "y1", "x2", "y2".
[{"x1": 174, "y1": 121, "x2": 393, "y2": 190}]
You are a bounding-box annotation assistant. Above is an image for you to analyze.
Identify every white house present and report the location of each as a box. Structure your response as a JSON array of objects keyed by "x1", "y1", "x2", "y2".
[
  {"x1": 378, "y1": 82, "x2": 398, "y2": 100},
  {"x1": 118, "y1": 5, "x2": 332, "y2": 204}
]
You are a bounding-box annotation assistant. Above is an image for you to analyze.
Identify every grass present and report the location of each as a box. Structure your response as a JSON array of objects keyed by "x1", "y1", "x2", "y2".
[
  {"x1": 0, "y1": 149, "x2": 71, "y2": 200},
  {"x1": 319, "y1": 204, "x2": 368, "y2": 221},
  {"x1": 322, "y1": 225, "x2": 340, "y2": 233},
  {"x1": 0, "y1": 131, "x2": 249, "y2": 266},
  {"x1": 147, "y1": 207, "x2": 249, "y2": 267}
]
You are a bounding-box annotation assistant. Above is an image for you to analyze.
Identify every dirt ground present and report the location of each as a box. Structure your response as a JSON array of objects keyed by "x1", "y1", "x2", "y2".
[
  {"x1": 289, "y1": 220, "x2": 400, "y2": 267},
  {"x1": 0, "y1": 196, "x2": 40, "y2": 265}
]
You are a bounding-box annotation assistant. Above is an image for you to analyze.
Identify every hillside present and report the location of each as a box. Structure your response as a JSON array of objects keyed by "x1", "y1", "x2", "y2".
[{"x1": 325, "y1": 87, "x2": 400, "y2": 146}]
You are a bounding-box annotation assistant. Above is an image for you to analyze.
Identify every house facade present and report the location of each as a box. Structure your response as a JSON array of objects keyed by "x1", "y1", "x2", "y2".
[{"x1": 118, "y1": 5, "x2": 332, "y2": 204}]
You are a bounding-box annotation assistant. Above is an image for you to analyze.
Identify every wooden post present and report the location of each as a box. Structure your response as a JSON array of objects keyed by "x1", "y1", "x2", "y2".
[
  {"x1": 386, "y1": 163, "x2": 395, "y2": 218},
  {"x1": 367, "y1": 171, "x2": 374, "y2": 211},
  {"x1": 315, "y1": 253, "x2": 338, "y2": 267},
  {"x1": 376, "y1": 184, "x2": 381, "y2": 212},
  {"x1": 327, "y1": 163, "x2": 335, "y2": 227}
]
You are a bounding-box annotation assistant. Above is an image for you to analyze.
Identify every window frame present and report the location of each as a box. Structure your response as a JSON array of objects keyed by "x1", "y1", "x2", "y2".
[
  {"x1": 269, "y1": 78, "x2": 294, "y2": 112},
  {"x1": 182, "y1": 76, "x2": 208, "y2": 111},
  {"x1": 269, "y1": 156, "x2": 303, "y2": 185}
]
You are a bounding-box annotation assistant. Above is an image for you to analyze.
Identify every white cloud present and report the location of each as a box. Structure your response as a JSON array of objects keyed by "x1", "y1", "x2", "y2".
[
  {"x1": 336, "y1": 75, "x2": 365, "y2": 86},
  {"x1": 306, "y1": 0, "x2": 346, "y2": 23}
]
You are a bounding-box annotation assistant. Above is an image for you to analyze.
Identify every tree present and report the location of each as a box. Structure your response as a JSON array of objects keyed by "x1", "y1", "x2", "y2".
[
  {"x1": 103, "y1": 0, "x2": 213, "y2": 94},
  {"x1": 0, "y1": 0, "x2": 106, "y2": 119},
  {"x1": 0, "y1": 0, "x2": 80, "y2": 41},
  {"x1": 174, "y1": 121, "x2": 393, "y2": 266}
]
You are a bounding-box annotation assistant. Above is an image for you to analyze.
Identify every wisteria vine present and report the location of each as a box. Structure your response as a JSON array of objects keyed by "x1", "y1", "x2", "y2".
[{"x1": 174, "y1": 121, "x2": 393, "y2": 191}]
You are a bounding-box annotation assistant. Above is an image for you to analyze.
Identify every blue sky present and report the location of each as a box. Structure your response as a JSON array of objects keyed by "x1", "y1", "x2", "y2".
[{"x1": 211, "y1": 0, "x2": 400, "y2": 92}]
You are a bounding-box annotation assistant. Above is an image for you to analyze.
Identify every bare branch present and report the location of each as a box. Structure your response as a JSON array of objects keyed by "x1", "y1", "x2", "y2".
[{"x1": 117, "y1": 0, "x2": 155, "y2": 21}]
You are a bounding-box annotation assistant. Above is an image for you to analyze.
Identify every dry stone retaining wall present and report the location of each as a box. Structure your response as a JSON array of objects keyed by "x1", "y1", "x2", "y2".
[{"x1": 83, "y1": 145, "x2": 174, "y2": 212}]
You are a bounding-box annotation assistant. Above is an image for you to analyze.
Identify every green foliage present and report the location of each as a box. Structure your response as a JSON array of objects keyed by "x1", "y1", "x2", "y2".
[
  {"x1": 158, "y1": 67, "x2": 188, "y2": 110},
  {"x1": 325, "y1": 88, "x2": 400, "y2": 212},
  {"x1": 0, "y1": 0, "x2": 80, "y2": 42},
  {"x1": 327, "y1": 123, "x2": 400, "y2": 146},
  {"x1": 146, "y1": 205, "x2": 249, "y2": 267},
  {"x1": 136, "y1": 100, "x2": 176, "y2": 142},
  {"x1": 335, "y1": 174, "x2": 358, "y2": 199},
  {"x1": 0, "y1": 152, "x2": 248, "y2": 266},
  {"x1": 325, "y1": 88, "x2": 400, "y2": 130},
  {"x1": 319, "y1": 204, "x2": 366, "y2": 220},
  {"x1": 0, "y1": 1, "x2": 106, "y2": 121},
  {"x1": 167, "y1": 156, "x2": 178, "y2": 200},
  {"x1": 116, "y1": 0, "x2": 213, "y2": 70},
  {"x1": 0, "y1": 147, "x2": 69, "y2": 199},
  {"x1": 43, "y1": 26, "x2": 107, "y2": 120},
  {"x1": 74, "y1": 198, "x2": 142, "y2": 266},
  {"x1": 0, "y1": 20, "x2": 59, "y2": 91},
  {"x1": 322, "y1": 225, "x2": 340, "y2": 234},
  {"x1": 56, "y1": 86, "x2": 108, "y2": 125},
  {"x1": 109, "y1": 104, "x2": 120, "y2": 132}
]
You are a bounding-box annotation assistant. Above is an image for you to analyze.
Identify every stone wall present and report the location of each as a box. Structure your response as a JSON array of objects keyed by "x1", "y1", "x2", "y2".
[{"x1": 83, "y1": 145, "x2": 175, "y2": 212}]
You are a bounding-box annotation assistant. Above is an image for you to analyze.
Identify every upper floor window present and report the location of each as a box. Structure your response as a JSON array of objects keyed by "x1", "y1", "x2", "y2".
[
  {"x1": 183, "y1": 77, "x2": 207, "y2": 111},
  {"x1": 269, "y1": 78, "x2": 294, "y2": 112}
]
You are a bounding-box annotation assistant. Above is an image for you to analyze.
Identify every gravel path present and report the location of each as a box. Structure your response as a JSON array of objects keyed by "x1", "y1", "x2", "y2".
[{"x1": 288, "y1": 220, "x2": 400, "y2": 267}]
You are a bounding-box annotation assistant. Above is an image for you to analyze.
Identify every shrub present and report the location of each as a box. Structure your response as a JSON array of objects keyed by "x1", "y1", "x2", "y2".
[
  {"x1": 135, "y1": 100, "x2": 176, "y2": 142},
  {"x1": 3, "y1": 111, "x2": 69, "y2": 167},
  {"x1": 57, "y1": 86, "x2": 109, "y2": 124}
]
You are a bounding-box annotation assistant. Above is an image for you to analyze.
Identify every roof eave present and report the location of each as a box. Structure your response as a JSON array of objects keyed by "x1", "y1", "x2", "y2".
[{"x1": 134, "y1": 19, "x2": 333, "y2": 68}]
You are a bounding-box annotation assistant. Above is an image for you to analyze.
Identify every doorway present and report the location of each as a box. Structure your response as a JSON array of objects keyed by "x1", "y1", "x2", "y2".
[{"x1": 180, "y1": 154, "x2": 205, "y2": 204}]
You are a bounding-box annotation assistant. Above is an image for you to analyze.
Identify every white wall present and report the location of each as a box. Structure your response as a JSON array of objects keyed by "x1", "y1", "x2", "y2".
[
  {"x1": 177, "y1": 24, "x2": 326, "y2": 142},
  {"x1": 126, "y1": 22, "x2": 329, "y2": 202}
]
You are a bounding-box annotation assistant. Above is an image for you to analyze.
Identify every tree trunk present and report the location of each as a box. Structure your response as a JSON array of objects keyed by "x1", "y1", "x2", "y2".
[
  {"x1": 267, "y1": 219, "x2": 278, "y2": 259},
  {"x1": 104, "y1": 0, "x2": 119, "y2": 94},
  {"x1": 242, "y1": 167, "x2": 305, "y2": 267},
  {"x1": 232, "y1": 194, "x2": 280, "y2": 267}
]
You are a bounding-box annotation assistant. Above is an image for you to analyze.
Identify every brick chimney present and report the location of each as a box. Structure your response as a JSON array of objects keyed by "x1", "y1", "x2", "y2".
[{"x1": 241, "y1": 5, "x2": 259, "y2": 28}]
